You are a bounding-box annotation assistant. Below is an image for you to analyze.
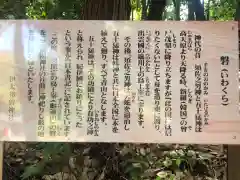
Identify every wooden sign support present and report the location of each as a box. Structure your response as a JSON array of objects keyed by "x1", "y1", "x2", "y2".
[
  {"x1": 227, "y1": 146, "x2": 240, "y2": 180},
  {"x1": 0, "y1": 142, "x2": 3, "y2": 180}
]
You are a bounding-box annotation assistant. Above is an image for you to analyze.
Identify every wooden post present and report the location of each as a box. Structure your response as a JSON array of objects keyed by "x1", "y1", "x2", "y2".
[
  {"x1": 0, "y1": 142, "x2": 3, "y2": 180},
  {"x1": 227, "y1": 146, "x2": 240, "y2": 180}
]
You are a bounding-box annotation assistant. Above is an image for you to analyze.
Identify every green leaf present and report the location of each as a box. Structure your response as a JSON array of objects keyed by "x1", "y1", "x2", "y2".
[
  {"x1": 124, "y1": 163, "x2": 140, "y2": 173},
  {"x1": 129, "y1": 167, "x2": 142, "y2": 179},
  {"x1": 21, "y1": 163, "x2": 44, "y2": 179},
  {"x1": 156, "y1": 159, "x2": 163, "y2": 167},
  {"x1": 163, "y1": 157, "x2": 172, "y2": 167},
  {"x1": 169, "y1": 150, "x2": 178, "y2": 158},
  {"x1": 42, "y1": 11, "x2": 46, "y2": 17},
  {"x1": 176, "y1": 158, "x2": 182, "y2": 167},
  {"x1": 169, "y1": 174, "x2": 175, "y2": 180},
  {"x1": 126, "y1": 158, "x2": 149, "y2": 169},
  {"x1": 157, "y1": 171, "x2": 168, "y2": 178}
]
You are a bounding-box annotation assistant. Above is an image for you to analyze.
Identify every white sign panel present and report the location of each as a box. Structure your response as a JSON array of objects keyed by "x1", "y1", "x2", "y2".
[{"x1": 0, "y1": 20, "x2": 239, "y2": 144}]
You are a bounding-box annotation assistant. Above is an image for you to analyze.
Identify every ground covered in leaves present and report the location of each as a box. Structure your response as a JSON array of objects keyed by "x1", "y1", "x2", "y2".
[{"x1": 3, "y1": 142, "x2": 226, "y2": 180}]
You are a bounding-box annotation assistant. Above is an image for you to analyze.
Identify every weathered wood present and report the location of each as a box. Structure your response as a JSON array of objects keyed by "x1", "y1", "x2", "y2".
[
  {"x1": 0, "y1": 142, "x2": 3, "y2": 180},
  {"x1": 227, "y1": 146, "x2": 240, "y2": 180}
]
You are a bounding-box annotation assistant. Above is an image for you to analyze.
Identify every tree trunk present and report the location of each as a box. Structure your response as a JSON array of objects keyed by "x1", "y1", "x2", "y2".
[
  {"x1": 188, "y1": 0, "x2": 205, "y2": 21},
  {"x1": 80, "y1": 1, "x2": 132, "y2": 179},
  {"x1": 82, "y1": 0, "x2": 131, "y2": 20},
  {"x1": 141, "y1": 0, "x2": 147, "y2": 20},
  {"x1": 194, "y1": 0, "x2": 205, "y2": 20},
  {"x1": 206, "y1": 0, "x2": 210, "y2": 20},
  {"x1": 147, "y1": 0, "x2": 166, "y2": 20},
  {"x1": 188, "y1": 0, "x2": 194, "y2": 20},
  {"x1": 173, "y1": 0, "x2": 180, "y2": 20},
  {"x1": 235, "y1": 2, "x2": 240, "y2": 20}
]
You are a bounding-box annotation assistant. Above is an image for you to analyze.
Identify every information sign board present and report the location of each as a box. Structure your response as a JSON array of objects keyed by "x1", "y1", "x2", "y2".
[{"x1": 0, "y1": 20, "x2": 239, "y2": 144}]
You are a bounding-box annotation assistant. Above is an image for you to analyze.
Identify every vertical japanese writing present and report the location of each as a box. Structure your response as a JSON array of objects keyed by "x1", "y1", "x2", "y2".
[
  {"x1": 203, "y1": 62, "x2": 209, "y2": 125},
  {"x1": 94, "y1": 110, "x2": 99, "y2": 136},
  {"x1": 187, "y1": 31, "x2": 193, "y2": 51},
  {"x1": 164, "y1": 30, "x2": 176, "y2": 136},
  {"x1": 179, "y1": 31, "x2": 189, "y2": 132},
  {"x1": 38, "y1": 30, "x2": 47, "y2": 137},
  {"x1": 194, "y1": 34, "x2": 202, "y2": 132},
  {"x1": 93, "y1": 35, "x2": 99, "y2": 137},
  {"x1": 124, "y1": 36, "x2": 132, "y2": 131},
  {"x1": 49, "y1": 32, "x2": 58, "y2": 137},
  {"x1": 76, "y1": 30, "x2": 84, "y2": 129},
  {"x1": 187, "y1": 31, "x2": 193, "y2": 106},
  {"x1": 9, "y1": 76, "x2": 16, "y2": 121},
  {"x1": 100, "y1": 30, "x2": 108, "y2": 125},
  {"x1": 220, "y1": 56, "x2": 230, "y2": 106},
  {"x1": 27, "y1": 29, "x2": 34, "y2": 103},
  {"x1": 145, "y1": 30, "x2": 151, "y2": 97},
  {"x1": 64, "y1": 30, "x2": 72, "y2": 137},
  {"x1": 153, "y1": 30, "x2": 161, "y2": 131},
  {"x1": 87, "y1": 35, "x2": 95, "y2": 136},
  {"x1": 188, "y1": 89, "x2": 193, "y2": 104},
  {"x1": 137, "y1": 30, "x2": 145, "y2": 128},
  {"x1": 112, "y1": 31, "x2": 120, "y2": 133}
]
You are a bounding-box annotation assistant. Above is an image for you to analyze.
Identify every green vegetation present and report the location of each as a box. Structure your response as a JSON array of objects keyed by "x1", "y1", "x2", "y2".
[{"x1": 1, "y1": 0, "x2": 238, "y2": 179}]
